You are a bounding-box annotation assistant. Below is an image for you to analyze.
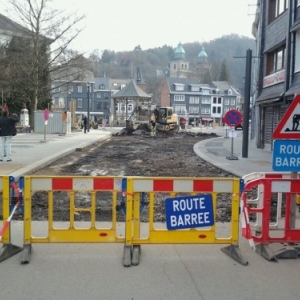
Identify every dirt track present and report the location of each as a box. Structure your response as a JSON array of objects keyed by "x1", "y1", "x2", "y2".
[{"x1": 30, "y1": 131, "x2": 236, "y2": 222}]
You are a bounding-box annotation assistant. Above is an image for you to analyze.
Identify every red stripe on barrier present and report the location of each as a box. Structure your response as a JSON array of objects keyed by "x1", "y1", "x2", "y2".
[
  {"x1": 153, "y1": 180, "x2": 173, "y2": 191},
  {"x1": 93, "y1": 178, "x2": 114, "y2": 190},
  {"x1": 291, "y1": 181, "x2": 300, "y2": 193},
  {"x1": 265, "y1": 174, "x2": 283, "y2": 178},
  {"x1": 193, "y1": 180, "x2": 213, "y2": 192},
  {"x1": 52, "y1": 178, "x2": 73, "y2": 190}
]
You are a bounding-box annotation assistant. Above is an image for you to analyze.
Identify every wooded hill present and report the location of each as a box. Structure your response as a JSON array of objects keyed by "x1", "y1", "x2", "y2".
[{"x1": 89, "y1": 34, "x2": 256, "y2": 91}]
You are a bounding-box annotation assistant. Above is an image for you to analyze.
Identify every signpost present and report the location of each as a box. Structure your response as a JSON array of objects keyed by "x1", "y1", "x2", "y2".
[
  {"x1": 42, "y1": 109, "x2": 49, "y2": 143},
  {"x1": 165, "y1": 195, "x2": 214, "y2": 230},
  {"x1": 272, "y1": 94, "x2": 300, "y2": 241},
  {"x1": 223, "y1": 109, "x2": 242, "y2": 160}
]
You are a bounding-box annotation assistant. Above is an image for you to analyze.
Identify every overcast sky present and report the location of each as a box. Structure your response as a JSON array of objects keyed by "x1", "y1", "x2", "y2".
[{"x1": 1, "y1": 0, "x2": 257, "y2": 54}]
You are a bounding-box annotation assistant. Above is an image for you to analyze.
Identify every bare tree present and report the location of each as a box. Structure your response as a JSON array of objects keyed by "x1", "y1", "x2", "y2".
[{"x1": 4, "y1": 0, "x2": 85, "y2": 126}]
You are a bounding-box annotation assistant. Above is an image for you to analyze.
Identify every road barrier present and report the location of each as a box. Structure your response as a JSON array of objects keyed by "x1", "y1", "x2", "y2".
[
  {"x1": 242, "y1": 172, "x2": 300, "y2": 234},
  {"x1": 21, "y1": 175, "x2": 125, "y2": 263},
  {"x1": 0, "y1": 176, "x2": 23, "y2": 262},
  {"x1": 241, "y1": 177, "x2": 300, "y2": 261},
  {"x1": 123, "y1": 176, "x2": 247, "y2": 266},
  {"x1": 1, "y1": 175, "x2": 247, "y2": 266}
]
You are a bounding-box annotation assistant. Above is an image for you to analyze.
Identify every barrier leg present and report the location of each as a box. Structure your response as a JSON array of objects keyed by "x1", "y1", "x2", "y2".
[
  {"x1": 255, "y1": 244, "x2": 278, "y2": 261},
  {"x1": 20, "y1": 244, "x2": 32, "y2": 264},
  {"x1": 123, "y1": 245, "x2": 132, "y2": 267},
  {"x1": 221, "y1": 245, "x2": 248, "y2": 266},
  {"x1": 0, "y1": 243, "x2": 22, "y2": 262},
  {"x1": 274, "y1": 246, "x2": 299, "y2": 259},
  {"x1": 131, "y1": 245, "x2": 141, "y2": 266}
]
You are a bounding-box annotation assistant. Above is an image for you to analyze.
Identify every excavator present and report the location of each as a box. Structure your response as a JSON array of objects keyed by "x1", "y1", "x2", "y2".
[
  {"x1": 151, "y1": 107, "x2": 180, "y2": 133},
  {"x1": 112, "y1": 97, "x2": 179, "y2": 134}
]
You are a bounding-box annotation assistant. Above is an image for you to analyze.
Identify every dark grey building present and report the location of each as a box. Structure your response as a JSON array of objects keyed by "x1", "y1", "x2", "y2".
[{"x1": 253, "y1": 0, "x2": 300, "y2": 148}]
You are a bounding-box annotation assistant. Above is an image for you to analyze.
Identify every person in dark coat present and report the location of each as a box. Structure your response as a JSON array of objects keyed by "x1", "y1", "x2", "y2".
[
  {"x1": 0, "y1": 111, "x2": 18, "y2": 162},
  {"x1": 83, "y1": 115, "x2": 87, "y2": 133}
]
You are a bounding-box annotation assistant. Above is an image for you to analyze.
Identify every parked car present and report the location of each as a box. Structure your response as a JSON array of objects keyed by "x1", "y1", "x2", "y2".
[{"x1": 235, "y1": 123, "x2": 243, "y2": 130}]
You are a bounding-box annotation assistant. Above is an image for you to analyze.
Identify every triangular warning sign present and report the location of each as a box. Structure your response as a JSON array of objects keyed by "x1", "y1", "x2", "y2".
[{"x1": 273, "y1": 94, "x2": 300, "y2": 139}]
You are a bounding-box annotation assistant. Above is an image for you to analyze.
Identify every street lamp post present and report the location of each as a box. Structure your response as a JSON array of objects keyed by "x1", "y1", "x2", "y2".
[
  {"x1": 68, "y1": 90, "x2": 72, "y2": 111},
  {"x1": 87, "y1": 82, "x2": 90, "y2": 132}
]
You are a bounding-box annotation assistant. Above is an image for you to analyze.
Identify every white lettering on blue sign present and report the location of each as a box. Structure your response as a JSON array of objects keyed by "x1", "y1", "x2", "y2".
[
  {"x1": 165, "y1": 195, "x2": 214, "y2": 230},
  {"x1": 279, "y1": 144, "x2": 300, "y2": 155},
  {"x1": 273, "y1": 140, "x2": 300, "y2": 171},
  {"x1": 170, "y1": 212, "x2": 210, "y2": 227}
]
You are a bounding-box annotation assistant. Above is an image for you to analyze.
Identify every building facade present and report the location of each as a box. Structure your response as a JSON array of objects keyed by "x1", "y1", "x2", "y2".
[
  {"x1": 160, "y1": 78, "x2": 241, "y2": 125},
  {"x1": 160, "y1": 44, "x2": 241, "y2": 125},
  {"x1": 253, "y1": 0, "x2": 300, "y2": 149}
]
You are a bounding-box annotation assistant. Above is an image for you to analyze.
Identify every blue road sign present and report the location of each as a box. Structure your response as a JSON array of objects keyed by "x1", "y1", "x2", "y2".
[
  {"x1": 273, "y1": 139, "x2": 300, "y2": 171},
  {"x1": 165, "y1": 195, "x2": 214, "y2": 230}
]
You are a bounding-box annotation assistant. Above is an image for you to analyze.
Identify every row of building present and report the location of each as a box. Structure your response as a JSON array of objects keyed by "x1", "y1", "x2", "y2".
[{"x1": 51, "y1": 42, "x2": 242, "y2": 126}]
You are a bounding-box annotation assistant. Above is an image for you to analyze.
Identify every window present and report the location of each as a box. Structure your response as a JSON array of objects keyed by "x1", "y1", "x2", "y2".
[
  {"x1": 201, "y1": 108, "x2": 210, "y2": 114},
  {"x1": 104, "y1": 93, "x2": 109, "y2": 99},
  {"x1": 189, "y1": 106, "x2": 199, "y2": 113},
  {"x1": 228, "y1": 89, "x2": 232, "y2": 95},
  {"x1": 191, "y1": 85, "x2": 200, "y2": 92},
  {"x1": 230, "y1": 99, "x2": 235, "y2": 105},
  {"x1": 128, "y1": 104, "x2": 133, "y2": 113},
  {"x1": 266, "y1": 46, "x2": 286, "y2": 75},
  {"x1": 174, "y1": 84, "x2": 184, "y2": 91},
  {"x1": 97, "y1": 102, "x2": 102, "y2": 109},
  {"x1": 224, "y1": 99, "x2": 229, "y2": 105},
  {"x1": 97, "y1": 92, "x2": 101, "y2": 99},
  {"x1": 295, "y1": 31, "x2": 300, "y2": 72},
  {"x1": 77, "y1": 98, "x2": 82, "y2": 108},
  {"x1": 59, "y1": 97, "x2": 65, "y2": 108},
  {"x1": 213, "y1": 97, "x2": 217, "y2": 104},
  {"x1": 174, "y1": 105, "x2": 186, "y2": 114},
  {"x1": 212, "y1": 107, "x2": 222, "y2": 114},
  {"x1": 190, "y1": 97, "x2": 195, "y2": 104},
  {"x1": 269, "y1": 0, "x2": 288, "y2": 23},
  {"x1": 201, "y1": 98, "x2": 210, "y2": 104},
  {"x1": 78, "y1": 86, "x2": 82, "y2": 93},
  {"x1": 100, "y1": 84, "x2": 105, "y2": 90},
  {"x1": 224, "y1": 107, "x2": 230, "y2": 113},
  {"x1": 174, "y1": 95, "x2": 185, "y2": 101},
  {"x1": 195, "y1": 97, "x2": 199, "y2": 104},
  {"x1": 218, "y1": 97, "x2": 222, "y2": 104},
  {"x1": 69, "y1": 86, "x2": 73, "y2": 92}
]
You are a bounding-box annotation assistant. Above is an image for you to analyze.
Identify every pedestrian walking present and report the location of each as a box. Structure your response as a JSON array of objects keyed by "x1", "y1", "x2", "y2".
[
  {"x1": 0, "y1": 111, "x2": 18, "y2": 162},
  {"x1": 83, "y1": 115, "x2": 87, "y2": 133}
]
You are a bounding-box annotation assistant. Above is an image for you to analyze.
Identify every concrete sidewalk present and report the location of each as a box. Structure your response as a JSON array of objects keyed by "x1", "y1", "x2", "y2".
[
  {"x1": 193, "y1": 127, "x2": 273, "y2": 177},
  {"x1": 0, "y1": 128, "x2": 113, "y2": 180}
]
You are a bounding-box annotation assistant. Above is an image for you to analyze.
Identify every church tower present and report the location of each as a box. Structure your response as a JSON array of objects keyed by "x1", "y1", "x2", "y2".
[{"x1": 169, "y1": 43, "x2": 191, "y2": 78}]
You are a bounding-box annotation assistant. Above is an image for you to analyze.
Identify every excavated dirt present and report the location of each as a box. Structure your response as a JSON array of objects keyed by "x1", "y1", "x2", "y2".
[{"x1": 29, "y1": 131, "x2": 238, "y2": 223}]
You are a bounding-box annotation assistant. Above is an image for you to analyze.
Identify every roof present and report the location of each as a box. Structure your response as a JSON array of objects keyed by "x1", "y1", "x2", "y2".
[
  {"x1": 112, "y1": 80, "x2": 151, "y2": 99},
  {"x1": 174, "y1": 43, "x2": 185, "y2": 54},
  {"x1": 0, "y1": 13, "x2": 28, "y2": 35},
  {"x1": 166, "y1": 77, "x2": 207, "y2": 93},
  {"x1": 211, "y1": 81, "x2": 240, "y2": 96},
  {"x1": 198, "y1": 46, "x2": 208, "y2": 58}
]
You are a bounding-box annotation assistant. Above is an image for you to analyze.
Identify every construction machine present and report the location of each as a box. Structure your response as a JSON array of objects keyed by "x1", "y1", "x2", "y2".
[{"x1": 152, "y1": 107, "x2": 180, "y2": 133}]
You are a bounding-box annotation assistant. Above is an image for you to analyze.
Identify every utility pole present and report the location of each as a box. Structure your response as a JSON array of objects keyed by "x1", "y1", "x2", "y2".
[
  {"x1": 242, "y1": 49, "x2": 252, "y2": 158},
  {"x1": 233, "y1": 49, "x2": 253, "y2": 158}
]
